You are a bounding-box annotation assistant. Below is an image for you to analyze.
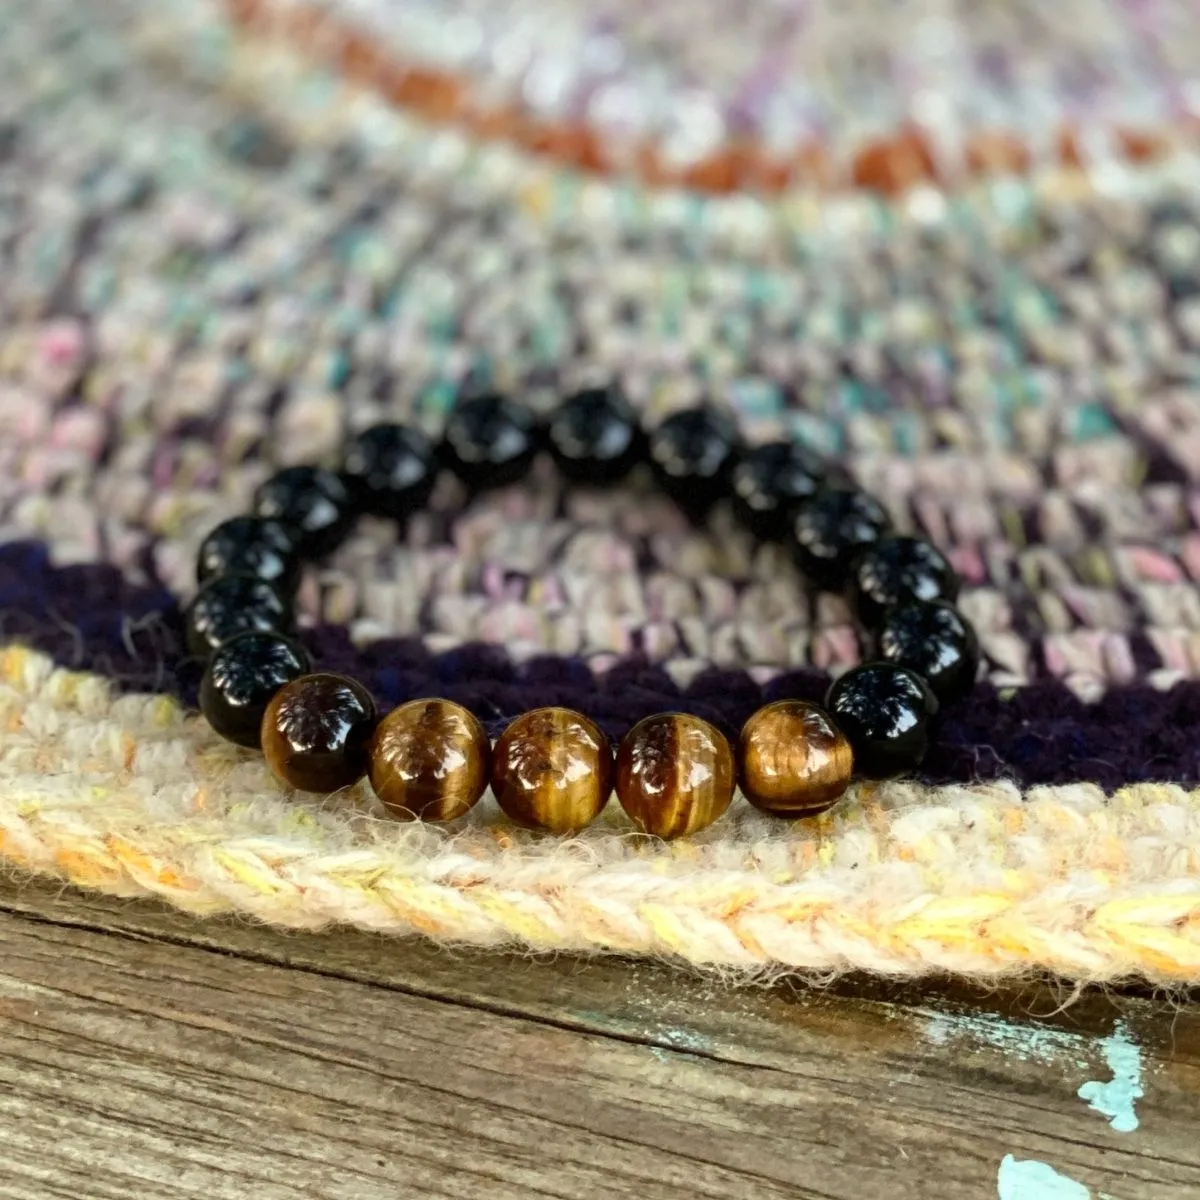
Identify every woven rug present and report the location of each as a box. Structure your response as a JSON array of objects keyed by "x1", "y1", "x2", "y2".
[{"x1": 2, "y1": 0, "x2": 1200, "y2": 983}]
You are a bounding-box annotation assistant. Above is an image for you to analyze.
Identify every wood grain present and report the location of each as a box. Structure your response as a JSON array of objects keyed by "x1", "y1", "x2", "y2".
[{"x1": 0, "y1": 876, "x2": 1197, "y2": 1199}]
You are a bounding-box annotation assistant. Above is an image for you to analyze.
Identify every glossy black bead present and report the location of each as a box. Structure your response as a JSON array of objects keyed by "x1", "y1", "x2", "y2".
[
  {"x1": 850, "y1": 535, "x2": 959, "y2": 628},
  {"x1": 443, "y1": 393, "x2": 540, "y2": 490},
  {"x1": 184, "y1": 573, "x2": 293, "y2": 658},
  {"x1": 731, "y1": 441, "x2": 826, "y2": 541},
  {"x1": 877, "y1": 600, "x2": 980, "y2": 704},
  {"x1": 826, "y1": 662, "x2": 938, "y2": 778},
  {"x1": 343, "y1": 423, "x2": 440, "y2": 519},
  {"x1": 254, "y1": 466, "x2": 355, "y2": 559},
  {"x1": 548, "y1": 385, "x2": 645, "y2": 484},
  {"x1": 200, "y1": 631, "x2": 312, "y2": 749},
  {"x1": 647, "y1": 406, "x2": 739, "y2": 517},
  {"x1": 792, "y1": 487, "x2": 890, "y2": 588},
  {"x1": 196, "y1": 516, "x2": 301, "y2": 596}
]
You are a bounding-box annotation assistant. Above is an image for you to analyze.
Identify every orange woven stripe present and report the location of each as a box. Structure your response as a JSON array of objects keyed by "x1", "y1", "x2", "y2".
[{"x1": 221, "y1": 0, "x2": 1191, "y2": 197}]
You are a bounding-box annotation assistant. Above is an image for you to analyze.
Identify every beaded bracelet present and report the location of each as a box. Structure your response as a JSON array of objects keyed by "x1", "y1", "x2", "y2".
[{"x1": 189, "y1": 388, "x2": 980, "y2": 839}]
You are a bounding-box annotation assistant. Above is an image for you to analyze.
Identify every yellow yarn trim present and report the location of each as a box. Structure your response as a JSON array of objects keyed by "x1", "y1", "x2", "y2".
[{"x1": 1, "y1": 645, "x2": 1199, "y2": 982}]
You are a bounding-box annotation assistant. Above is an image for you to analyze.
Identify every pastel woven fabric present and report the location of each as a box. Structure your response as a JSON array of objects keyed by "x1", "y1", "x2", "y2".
[{"x1": 3, "y1": 0, "x2": 1200, "y2": 983}]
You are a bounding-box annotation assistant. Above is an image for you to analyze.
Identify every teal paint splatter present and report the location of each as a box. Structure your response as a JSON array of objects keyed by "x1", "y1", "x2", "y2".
[
  {"x1": 658, "y1": 1026, "x2": 713, "y2": 1053},
  {"x1": 925, "y1": 1010, "x2": 1090, "y2": 1065},
  {"x1": 997, "y1": 1155, "x2": 1090, "y2": 1199},
  {"x1": 1077, "y1": 1022, "x2": 1144, "y2": 1133},
  {"x1": 927, "y1": 1012, "x2": 1147, "y2": 1134}
]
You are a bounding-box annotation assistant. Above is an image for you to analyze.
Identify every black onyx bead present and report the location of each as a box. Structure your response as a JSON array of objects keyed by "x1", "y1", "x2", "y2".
[
  {"x1": 343, "y1": 423, "x2": 440, "y2": 519},
  {"x1": 877, "y1": 600, "x2": 980, "y2": 704},
  {"x1": 254, "y1": 466, "x2": 355, "y2": 559},
  {"x1": 648, "y1": 406, "x2": 739, "y2": 517},
  {"x1": 200, "y1": 631, "x2": 312, "y2": 749},
  {"x1": 792, "y1": 487, "x2": 890, "y2": 588},
  {"x1": 196, "y1": 516, "x2": 301, "y2": 597},
  {"x1": 850, "y1": 535, "x2": 959, "y2": 628},
  {"x1": 548, "y1": 385, "x2": 644, "y2": 484},
  {"x1": 184, "y1": 573, "x2": 293, "y2": 658},
  {"x1": 443, "y1": 393, "x2": 540, "y2": 490},
  {"x1": 731, "y1": 441, "x2": 826, "y2": 541},
  {"x1": 826, "y1": 662, "x2": 938, "y2": 778}
]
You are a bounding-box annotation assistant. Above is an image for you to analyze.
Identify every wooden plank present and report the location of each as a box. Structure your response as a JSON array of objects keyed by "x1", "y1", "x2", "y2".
[
  {"x1": 0, "y1": 874, "x2": 1195, "y2": 1090},
  {"x1": 0, "y1": 878, "x2": 1196, "y2": 1199}
]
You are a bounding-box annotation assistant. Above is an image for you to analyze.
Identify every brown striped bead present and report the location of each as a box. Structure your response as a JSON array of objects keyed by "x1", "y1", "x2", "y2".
[
  {"x1": 368, "y1": 698, "x2": 491, "y2": 821},
  {"x1": 615, "y1": 712, "x2": 735, "y2": 840},
  {"x1": 738, "y1": 700, "x2": 853, "y2": 818},
  {"x1": 261, "y1": 672, "x2": 378, "y2": 793},
  {"x1": 492, "y1": 707, "x2": 613, "y2": 833}
]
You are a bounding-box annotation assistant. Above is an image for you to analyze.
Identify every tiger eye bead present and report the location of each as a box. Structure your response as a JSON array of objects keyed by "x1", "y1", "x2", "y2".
[
  {"x1": 261, "y1": 673, "x2": 378, "y2": 793},
  {"x1": 739, "y1": 700, "x2": 853, "y2": 818},
  {"x1": 492, "y1": 707, "x2": 613, "y2": 833},
  {"x1": 615, "y1": 713, "x2": 735, "y2": 840},
  {"x1": 368, "y1": 698, "x2": 491, "y2": 821}
]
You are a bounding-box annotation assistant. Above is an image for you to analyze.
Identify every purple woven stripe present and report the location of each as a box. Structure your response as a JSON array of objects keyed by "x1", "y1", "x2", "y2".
[{"x1": 2, "y1": 539, "x2": 1198, "y2": 790}]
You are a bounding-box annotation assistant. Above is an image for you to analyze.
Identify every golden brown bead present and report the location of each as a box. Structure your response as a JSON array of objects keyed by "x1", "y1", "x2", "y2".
[
  {"x1": 615, "y1": 712, "x2": 735, "y2": 840},
  {"x1": 491, "y1": 707, "x2": 613, "y2": 833},
  {"x1": 261, "y1": 672, "x2": 378, "y2": 793},
  {"x1": 368, "y1": 698, "x2": 491, "y2": 821},
  {"x1": 738, "y1": 700, "x2": 853, "y2": 818}
]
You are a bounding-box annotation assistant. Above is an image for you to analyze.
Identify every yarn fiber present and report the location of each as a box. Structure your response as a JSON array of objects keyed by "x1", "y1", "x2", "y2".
[
  {"x1": 1, "y1": 0, "x2": 1200, "y2": 982},
  {"x1": 3, "y1": 645, "x2": 1197, "y2": 981}
]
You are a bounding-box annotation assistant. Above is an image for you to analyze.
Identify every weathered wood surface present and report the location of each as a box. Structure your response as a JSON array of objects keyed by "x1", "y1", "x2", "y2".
[{"x1": 0, "y1": 876, "x2": 1196, "y2": 1199}]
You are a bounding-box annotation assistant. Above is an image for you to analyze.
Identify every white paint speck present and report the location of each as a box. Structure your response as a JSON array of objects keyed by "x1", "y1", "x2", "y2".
[
  {"x1": 997, "y1": 1154, "x2": 1090, "y2": 1199},
  {"x1": 924, "y1": 1010, "x2": 1089, "y2": 1065},
  {"x1": 1077, "y1": 1021, "x2": 1144, "y2": 1133}
]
